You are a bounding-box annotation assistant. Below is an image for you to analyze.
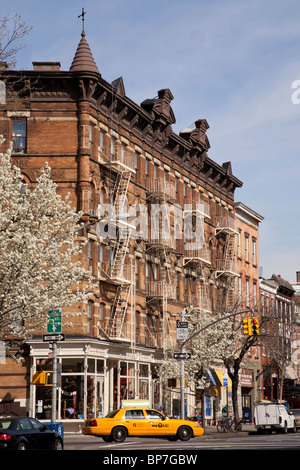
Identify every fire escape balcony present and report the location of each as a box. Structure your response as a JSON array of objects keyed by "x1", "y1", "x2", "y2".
[
  {"x1": 98, "y1": 146, "x2": 136, "y2": 174},
  {"x1": 215, "y1": 216, "x2": 239, "y2": 236},
  {"x1": 145, "y1": 177, "x2": 176, "y2": 202},
  {"x1": 145, "y1": 280, "x2": 176, "y2": 302},
  {"x1": 183, "y1": 200, "x2": 211, "y2": 220},
  {"x1": 98, "y1": 260, "x2": 132, "y2": 285},
  {"x1": 215, "y1": 259, "x2": 240, "y2": 278},
  {"x1": 145, "y1": 231, "x2": 176, "y2": 252},
  {"x1": 183, "y1": 246, "x2": 211, "y2": 267}
]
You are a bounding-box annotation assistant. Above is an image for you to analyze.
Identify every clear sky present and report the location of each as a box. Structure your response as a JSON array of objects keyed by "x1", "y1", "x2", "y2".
[{"x1": 3, "y1": 0, "x2": 300, "y2": 283}]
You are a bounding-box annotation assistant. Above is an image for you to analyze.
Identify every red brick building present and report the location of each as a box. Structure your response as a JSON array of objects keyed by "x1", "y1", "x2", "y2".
[{"x1": 0, "y1": 28, "x2": 245, "y2": 430}]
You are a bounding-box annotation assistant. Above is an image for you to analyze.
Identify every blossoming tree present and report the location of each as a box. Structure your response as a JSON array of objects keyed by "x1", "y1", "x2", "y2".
[{"x1": 0, "y1": 136, "x2": 95, "y2": 358}]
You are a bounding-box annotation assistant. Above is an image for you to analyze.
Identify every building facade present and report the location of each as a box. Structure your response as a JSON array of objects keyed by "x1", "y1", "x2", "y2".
[
  {"x1": 259, "y1": 274, "x2": 295, "y2": 403},
  {"x1": 0, "y1": 29, "x2": 247, "y2": 431},
  {"x1": 235, "y1": 202, "x2": 264, "y2": 421}
]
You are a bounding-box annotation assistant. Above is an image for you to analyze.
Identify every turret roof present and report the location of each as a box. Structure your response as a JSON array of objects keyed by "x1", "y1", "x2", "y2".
[{"x1": 70, "y1": 30, "x2": 100, "y2": 76}]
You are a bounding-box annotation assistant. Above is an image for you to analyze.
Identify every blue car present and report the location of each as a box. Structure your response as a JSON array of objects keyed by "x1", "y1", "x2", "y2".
[{"x1": 0, "y1": 417, "x2": 63, "y2": 450}]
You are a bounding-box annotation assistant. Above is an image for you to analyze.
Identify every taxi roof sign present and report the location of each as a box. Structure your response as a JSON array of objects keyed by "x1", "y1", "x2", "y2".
[{"x1": 121, "y1": 399, "x2": 150, "y2": 409}]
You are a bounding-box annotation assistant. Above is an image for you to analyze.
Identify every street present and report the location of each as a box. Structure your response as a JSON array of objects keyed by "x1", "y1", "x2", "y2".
[{"x1": 63, "y1": 431, "x2": 300, "y2": 451}]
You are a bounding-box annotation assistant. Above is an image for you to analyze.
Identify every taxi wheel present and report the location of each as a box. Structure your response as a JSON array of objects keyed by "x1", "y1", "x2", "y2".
[
  {"x1": 177, "y1": 425, "x2": 193, "y2": 441},
  {"x1": 111, "y1": 426, "x2": 128, "y2": 442}
]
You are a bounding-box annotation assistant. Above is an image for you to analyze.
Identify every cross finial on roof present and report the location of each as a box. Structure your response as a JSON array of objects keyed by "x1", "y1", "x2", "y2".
[{"x1": 78, "y1": 8, "x2": 86, "y2": 33}]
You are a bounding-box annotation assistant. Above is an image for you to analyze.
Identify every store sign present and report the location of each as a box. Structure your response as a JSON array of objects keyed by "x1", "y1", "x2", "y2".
[{"x1": 240, "y1": 369, "x2": 254, "y2": 387}]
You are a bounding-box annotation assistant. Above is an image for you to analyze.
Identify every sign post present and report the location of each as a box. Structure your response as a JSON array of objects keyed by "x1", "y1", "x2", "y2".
[{"x1": 46, "y1": 310, "x2": 63, "y2": 423}]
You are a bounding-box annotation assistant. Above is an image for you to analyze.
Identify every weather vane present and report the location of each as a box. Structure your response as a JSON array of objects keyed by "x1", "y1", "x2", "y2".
[{"x1": 78, "y1": 8, "x2": 86, "y2": 32}]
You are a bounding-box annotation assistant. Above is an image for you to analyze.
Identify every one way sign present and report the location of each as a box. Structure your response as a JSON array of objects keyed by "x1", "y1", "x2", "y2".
[{"x1": 43, "y1": 333, "x2": 65, "y2": 342}]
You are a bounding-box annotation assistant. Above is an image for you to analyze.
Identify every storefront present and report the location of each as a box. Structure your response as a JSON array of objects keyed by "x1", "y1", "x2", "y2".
[
  {"x1": 29, "y1": 337, "x2": 160, "y2": 433},
  {"x1": 241, "y1": 368, "x2": 254, "y2": 422}
]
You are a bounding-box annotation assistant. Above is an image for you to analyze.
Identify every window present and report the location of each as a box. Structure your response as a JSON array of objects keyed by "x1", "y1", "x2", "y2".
[
  {"x1": 252, "y1": 238, "x2": 257, "y2": 265},
  {"x1": 87, "y1": 301, "x2": 93, "y2": 334},
  {"x1": 145, "y1": 158, "x2": 149, "y2": 176},
  {"x1": 99, "y1": 303, "x2": 104, "y2": 322},
  {"x1": 12, "y1": 120, "x2": 26, "y2": 153},
  {"x1": 99, "y1": 130, "x2": 104, "y2": 150},
  {"x1": 89, "y1": 125, "x2": 94, "y2": 156},
  {"x1": 244, "y1": 235, "x2": 249, "y2": 262},
  {"x1": 124, "y1": 409, "x2": 145, "y2": 419},
  {"x1": 17, "y1": 418, "x2": 31, "y2": 430},
  {"x1": 135, "y1": 153, "x2": 139, "y2": 180},
  {"x1": 237, "y1": 232, "x2": 241, "y2": 258},
  {"x1": 253, "y1": 281, "x2": 257, "y2": 308},
  {"x1": 238, "y1": 276, "x2": 242, "y2": 303},
  {"x1": 110, "y1": 138, "x2": 115, "y2": 157},
  {"x1": 176, "y1": 273, "x2": 180, "y2": 301},
  {"x1": 89, "y1": 183, "x2": 95, "y2": 215},
  {"x1": 245, "y1": 278, "x2": 250, "y2": 306},
  {"x1": 145, "y1": 409, "x2": 164, "y2": 420},
  {"x1": 135, "y1": 258, "x2": 139, "y2": 289},
  {"x1": 88, "y1": 241, "x2": 93, "y2": 269}
]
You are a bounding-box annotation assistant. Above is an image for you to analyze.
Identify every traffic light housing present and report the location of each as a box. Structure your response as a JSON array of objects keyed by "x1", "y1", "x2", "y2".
[
  {"x1": 242, "y1": 317, "x2": 252, "y2": 336},
  {"x1": 32, "y1": 371, "x2": 53, "y2": 386},
  {"x1": 252, "y1": 317, "x2": 260, "y2": 335},
  {"x1": 168, "y1": 378, "x2": 177, "y2": 388}
]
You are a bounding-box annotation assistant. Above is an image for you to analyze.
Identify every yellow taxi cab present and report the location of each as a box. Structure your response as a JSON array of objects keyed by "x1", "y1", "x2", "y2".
[{"x1": 82, "y1": 407, "x2": 204, "y2": 442}]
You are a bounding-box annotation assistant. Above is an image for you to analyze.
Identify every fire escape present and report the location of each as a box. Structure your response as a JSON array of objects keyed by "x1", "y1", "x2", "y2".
[
  {"x1": 215, "y1": 214, "x2": 239, "y2": 311},
  {"x1": 181, "y1": 198, "x2": 212, "y2": 313},
  {"x1": 144, "y1": 175, "x2": 176, "y2": 351},
  {"x1": 97, "y1": 144, "x2": 135, "y2": 342}
]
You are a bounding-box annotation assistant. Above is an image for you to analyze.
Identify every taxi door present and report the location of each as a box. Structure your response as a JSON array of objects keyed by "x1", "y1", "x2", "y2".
[
  {"x1": 144, "y1": 409, "x2": 173, "y2": 436},
  {"x1": 123, "y1": 409, "x2": 148, "y2": 436}
]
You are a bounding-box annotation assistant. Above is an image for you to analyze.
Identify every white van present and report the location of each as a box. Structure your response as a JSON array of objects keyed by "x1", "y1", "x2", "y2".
[{"x1": 254, "y1": 402, "x2": 296, "y2": 433}]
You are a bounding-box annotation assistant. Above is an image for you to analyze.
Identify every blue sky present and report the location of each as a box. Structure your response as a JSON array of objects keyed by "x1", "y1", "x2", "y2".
[{"x1": 4, "y1": 0, "x2": 300, "y2": 282}]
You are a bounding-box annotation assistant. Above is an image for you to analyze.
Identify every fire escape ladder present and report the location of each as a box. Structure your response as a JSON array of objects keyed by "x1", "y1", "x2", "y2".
[{"x1": 109, "y1": 283, "x2": 131, "y2": 340}]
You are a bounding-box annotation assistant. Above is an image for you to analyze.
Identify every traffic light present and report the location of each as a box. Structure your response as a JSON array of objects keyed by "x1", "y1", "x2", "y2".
[
  {"x1": 252, "y1": 317, "x2": 260, "y2": 335},
  {"x1": 32, "y1": 371, "x2": 54, "y2": 386},
  {"x1": 168, "y1": 378, "x2": 177, "y2": 388},
  {"x1": 242, "y1": 317, "x2": 252, "y2": 336}
]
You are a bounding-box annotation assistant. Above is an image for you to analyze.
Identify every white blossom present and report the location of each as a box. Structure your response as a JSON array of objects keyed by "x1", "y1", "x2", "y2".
[
  {"x1": 158, "y1": 306, "x2": 234, "y2": 390},
  {"x1": 0, "y1": 136, "x2": 95, "y2": 355}
]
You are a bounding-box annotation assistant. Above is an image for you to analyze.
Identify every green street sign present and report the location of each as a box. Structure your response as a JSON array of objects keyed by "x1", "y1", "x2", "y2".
[{"x1": 47, "y1": 310, "x2": 62, "y2": 333}]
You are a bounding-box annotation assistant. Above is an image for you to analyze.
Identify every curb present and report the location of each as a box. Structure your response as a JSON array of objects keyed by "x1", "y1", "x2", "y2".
[{"x1": 199, "y1": 425, "x2": 256, "y2": 440}]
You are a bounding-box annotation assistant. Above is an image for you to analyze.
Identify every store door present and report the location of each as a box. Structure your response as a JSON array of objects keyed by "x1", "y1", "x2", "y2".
[{"x1": 242, "y1": 394, "x2": 252, "y2": 422}]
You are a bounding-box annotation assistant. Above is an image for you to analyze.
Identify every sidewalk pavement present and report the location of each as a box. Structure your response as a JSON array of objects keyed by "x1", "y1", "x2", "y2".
[{"x1": 201, "y1": 423, "x2": 256, "y2": 439}]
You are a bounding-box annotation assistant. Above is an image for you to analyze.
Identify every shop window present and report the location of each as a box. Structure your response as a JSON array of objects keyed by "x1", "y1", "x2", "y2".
[{"x1": 61, "y1": 375, "x2": 84, "y2": 419}]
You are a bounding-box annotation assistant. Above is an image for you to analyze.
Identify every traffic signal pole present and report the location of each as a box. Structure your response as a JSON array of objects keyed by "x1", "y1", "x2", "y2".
[
  {"x1": 179, "y1": 308, "x2": 253, "y2": 420},
  {"x1": 179, "y1": 309, "x2": 186, "y2": 421},
  {"x1": 51, "y1": 341, "x2": 57, "y2": 422}
]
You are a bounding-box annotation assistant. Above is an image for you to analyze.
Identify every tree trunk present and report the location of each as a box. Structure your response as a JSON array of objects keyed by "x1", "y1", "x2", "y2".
[{"x1": 231, "y1": 371, "x2": 240, "y2": 421}]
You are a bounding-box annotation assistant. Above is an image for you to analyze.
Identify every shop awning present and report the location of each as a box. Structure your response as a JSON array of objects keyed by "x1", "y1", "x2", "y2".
[{"x1": 208, "y1": 368, "x2": 222, "y2": 387}]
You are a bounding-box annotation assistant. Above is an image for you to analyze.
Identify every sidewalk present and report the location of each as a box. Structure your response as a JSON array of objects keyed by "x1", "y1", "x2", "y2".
[{"x1": 201, "y1": 423, "x2": 256, "y2": 439}]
